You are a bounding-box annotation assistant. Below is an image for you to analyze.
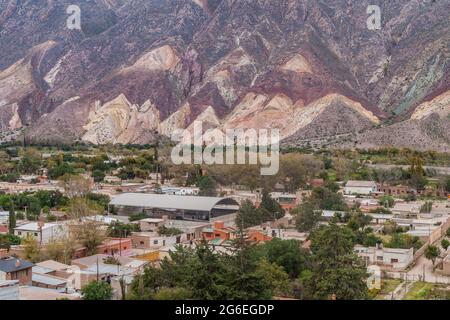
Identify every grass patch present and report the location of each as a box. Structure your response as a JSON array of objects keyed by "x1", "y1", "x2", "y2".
[
  {"x1": 379, "y1": 279, "x2": 402, "y2": 295},
  {"x1": 403, "y1": 282, "x2": 450, "y2": 300},
  {"x1": 370, "y1": 279, "x2": 403, "y2": 300}
]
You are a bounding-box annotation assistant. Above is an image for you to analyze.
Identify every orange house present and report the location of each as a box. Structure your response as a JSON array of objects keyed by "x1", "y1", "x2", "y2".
[
  {"x1": 246, "y1": 229, "x2": 272, "y2": 243},
  {"x1": 202, "y1": 221, "x2": 236, "y2": 241}
]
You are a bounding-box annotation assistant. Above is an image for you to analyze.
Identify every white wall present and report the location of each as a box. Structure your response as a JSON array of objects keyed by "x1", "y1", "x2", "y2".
[{"x1": 344, "y1": 186, "x2": 376, "y2": 195}]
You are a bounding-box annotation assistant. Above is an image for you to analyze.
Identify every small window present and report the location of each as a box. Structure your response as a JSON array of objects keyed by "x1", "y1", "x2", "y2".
[
  {"x1": 18, "y1": 232, "x2": 22, "y2": 235},
  {"x1": 391, "y1": 258, "x2": 399, "y2": 263},
  {"x1": 34, "y1": 233, "x2": 38, "y2": 236},
  {"x1": 140, "y1": 241, "x2": 144, "y2": 245},
  {"x1": 153, "y1": 240, "x2": 158, "y2": 245},
  {"x1": 377, "y1": 256, "x2": 383, "y2": 261}
]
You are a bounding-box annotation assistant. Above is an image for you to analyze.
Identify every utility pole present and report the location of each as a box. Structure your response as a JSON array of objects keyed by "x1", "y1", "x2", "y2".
[
  {"x1": 423, "y1": 264, "x2": 426, "y2": 282},
  {"x1": 96, "y1": 256, "x2": 99, "y2": 281}
]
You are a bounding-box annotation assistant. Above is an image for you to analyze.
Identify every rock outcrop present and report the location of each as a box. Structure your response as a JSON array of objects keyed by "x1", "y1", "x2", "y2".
[{"x1": 0, "y1": 0, "x2": 447, "y2": 150}]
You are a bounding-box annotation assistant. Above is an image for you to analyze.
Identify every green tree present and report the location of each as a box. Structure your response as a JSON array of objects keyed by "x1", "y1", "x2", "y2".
[
  {"x1": 92, "y1": 170, "x2": 106, "y2": 183},
  {"x1": 259, "y1": 189, "x2": 285, "y2": 220},
  {"x1": 235, "y1": 200, "x2": 272, "y2": 228},
  {"x1": 262, "y1": 239, "x2": 309, "y2": 278},
  {"x1": 308, "y1": 223, "x2": 368, "y2": 300},
  {"x1": 153, "y1": 287, "x2": 192, "y2": 300},
  {"x1": 76, "y1": 221, "x2": 105, "y2": 256},
  {"x1": 254, "y1": 258, "x2": 291, "y2": 297},
  {"x1": 424, "y1": 245, "x2": 439, "y2": 268},
  {"x1": 8, "y1": 207, "x2": 16, "y2": 234},
  {"x1": 22, "y1": 235, "x2": 41, "y2": 263},
  {"x1": 81, "y1": 281, "x2": 113, "y2": 300},
  {"x1": 379, "y1": 195, "x2": 395, "y2": 208},
  {"x1": 107, "y1": 221, "x2": 140, "y2": 237},
  {"x1": 292, "y1": 201, "x2": 321, "y2": 232},
  {"x1": 445, "y1": 178, "x2": 450, "y2": 193},
  {"x1": 310, "y1": 186, "x2": 348, "y2": 211},
  {"x1": 441, "y1": 239, "x2": 450, "y2": 251},
  {"x1": 196, "y1": 175, "x2": 217, "y2": 196}
]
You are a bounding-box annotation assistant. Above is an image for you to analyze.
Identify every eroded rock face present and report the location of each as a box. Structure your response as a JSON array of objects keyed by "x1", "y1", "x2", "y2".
[
  {"x1": 82, "y1": 94, "x2": 160, "y2": 145},
  {"x1": 0, "y1": 0, "x2": 448, "y2": 149}
]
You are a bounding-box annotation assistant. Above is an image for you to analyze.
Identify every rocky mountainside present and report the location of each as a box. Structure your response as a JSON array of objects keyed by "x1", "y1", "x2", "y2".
[{"x1": 0, "y1": 0, "x2": 449, "y2": 150}]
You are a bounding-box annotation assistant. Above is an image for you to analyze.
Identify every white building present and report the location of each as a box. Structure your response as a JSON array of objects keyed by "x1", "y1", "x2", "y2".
[
  {"x1": 354, "y1": 244, "x2": 413, "y2": 270},
  {"x1": 344, "y1": 181, "x2": 377, "y2": 195},
  {"x1": 161, "y1": 187, "x2": 199, "y2": 196},
  {"x1": 0, "y1": 211, "x2": 9, "y2": 224},
  {"x1": 14, "y1": 222, "x2": 67, "y2": 244}
]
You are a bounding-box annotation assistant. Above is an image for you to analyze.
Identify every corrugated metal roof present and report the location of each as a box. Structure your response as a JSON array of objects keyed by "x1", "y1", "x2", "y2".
[
  {"x1": 110, "y1": 193, "x2": 239, "y2": 212},
  {"x1": 32, "y1": 273, "x2": 67, "y2": 286},
  {"x1": 345, "y1": 180, "x2": 377, "y2": 187}
]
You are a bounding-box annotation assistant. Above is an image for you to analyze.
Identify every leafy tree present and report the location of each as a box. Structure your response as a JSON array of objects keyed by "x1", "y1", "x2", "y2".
[
  {"x1": 308, "y1": 223, "x2": 368, "y2": 300},
  {"x1": 424, "y1": 245, "x2": 439, "y2": 268},
  {"x1": 347, "y1": 211, "x2": 372, "y2": 232},
  {"x1": 157, "y1": 225, "x2": 182, "y2": 236},
  {"x1": 153, "y1": 287, "x2": 192, "y2": 300},
  {"x1": 48, "y1": 163, "x2": 75, "y2": 179},
  {"x1": 22, "y1": 235, "x2": 41, "y2": 263},
  {"x1": 196, "y1": 175, "x2": 217, "y2": 197},
  {"x1": 129, "y1": 241, "x2": 277, "y2": 300},
  {"x1": 18, "y1": 148, "x2": 41, "y2": 174},
  {"x1": 107, "y1": 221, "x2": 140, "y2": 237},
  {"x1": 292, "y1": 201, "x2": 321, "y2": 232},
  {"x1": 92, "y1": 170, "x2": 106, "y2": 183},
  {"x1": 385, "y1": 233, "x2": 423, "y2": 251},
  {"x1": 129, "y1": 212, "x2": 148, "y2": 222},
  {"x1": 45, "y1": 236, "x2": 76, "y2": 264},
  {"x1": 441, "y1": 239, "x2": 450, "y2": 251},
  {"x1": 81, "y1": 281, "x2": 113, "y2": 300},
  {"x1": 408, "y1": 156, "x2": 427, "y2": 189},
  {"x1": 235, "y1": 200, "x2": 272, "y2": 228},
  {"x1": 379, "y1": 195, "x2": 395, "y2": 208},
  {"x1": 76, "y1": 221, "x2": 105, "y2": 256},
  {"x1": 261, "y1": 239, "x2": 309, "y2": 278},
  {"x1": 254, "y1": 258, "x2": 291, "y2": 297},
  {"x1": 8, "y1": 207, "x2": 16, "y2": 234},
  {"x1": 310, "y1": 186, "x2": 348, "y2": 211},
  {"x1": 259, "y1": 189, "x2": 285, "y2": 220},
  {"x1": 445, "y1": 178, "x2": 450, "y2": 193}
]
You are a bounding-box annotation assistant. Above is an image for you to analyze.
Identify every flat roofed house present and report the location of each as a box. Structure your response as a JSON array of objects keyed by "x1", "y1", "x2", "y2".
[
  {"x1": 14, "y1": 222, "x2": 66, "y2": 244},
  {"x1": 131, "y1": 232, "x2": 180, "y2": 249},
  {"x1": 202, "y1": 221, "x2": 237, "y2": 241},
  {"x1": 354, "y1": 244, "x2": 413, "y2": 270},
  {"x1": 139, "y1": 218, "x2": 166, "y2": 232},
  {"x1": 344, "y1": 181, "x2": 377, "y2": 195},
  {"x1": 109, "y1": 193, "x2": 240, "y2": 222},
  {"x1": 269, "y1": 192, "x2": 299, "y2": 212},
  {"x1": 392, "y1": 202, "x2": 421, "y2": 218}
]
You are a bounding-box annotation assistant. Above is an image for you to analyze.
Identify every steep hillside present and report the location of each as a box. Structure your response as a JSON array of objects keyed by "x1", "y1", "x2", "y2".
[{"x1": 0, "y1": 0, "x2": 448, "y2": 149}]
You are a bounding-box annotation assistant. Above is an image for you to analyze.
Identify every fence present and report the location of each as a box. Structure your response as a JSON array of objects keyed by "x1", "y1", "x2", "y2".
[
  {"x1": 412, "y1": 216, "x2": 450, "y2": 263},
  {"x1": 385, "y1": 271, "x2": 450, "y2": 285}
]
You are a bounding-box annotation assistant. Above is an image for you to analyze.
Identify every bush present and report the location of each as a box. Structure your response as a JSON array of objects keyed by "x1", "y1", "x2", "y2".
[
  {"x1": 441, "y1": 239, "x2": 449, "y2": 250},
  {"x1": 81, "y1": 281, "x2": 113, "y2": 300}
]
